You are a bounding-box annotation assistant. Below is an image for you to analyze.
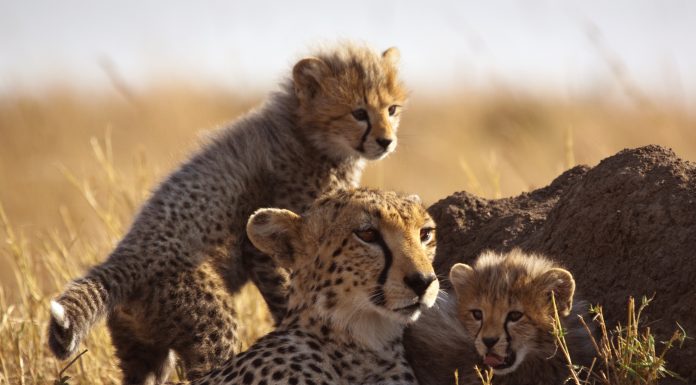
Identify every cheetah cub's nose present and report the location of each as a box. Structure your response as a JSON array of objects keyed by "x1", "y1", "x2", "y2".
[
  {"x1": 404, "y1": 272, "x2": 437, "y2": 297},
  {"x1": 376, "y1": 138, "x2": 393, "y2": 150},
  {"x1": 482, "y1": 337, "x2": 500, "y2": 349}
]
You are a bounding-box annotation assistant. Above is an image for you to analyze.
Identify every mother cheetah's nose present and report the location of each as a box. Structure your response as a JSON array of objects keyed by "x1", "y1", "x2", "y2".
[{"x1": 404, "y1": 272, "x2": 436, "y2": 297}]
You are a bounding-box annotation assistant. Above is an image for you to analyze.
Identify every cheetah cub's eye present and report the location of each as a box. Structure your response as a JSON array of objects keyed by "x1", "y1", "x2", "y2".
[
  {"x1": 354, "y1": 228, "x2": 380, "y2": 243},
  {"x1": 471, "y1": 309, "x2": 483, "y2": 321},
  {"x1": 419, "y1": 227, "x2": 435, "y2": 244},
  {"x1": 388, "y1": 105, "x2": 399, "y2": 116},
  {"x1": 506, "y1": 311, "x2": 523, "y2": 322},
  {"x1": 351, "y1": 108, "x2": 369, "y2": 121}
]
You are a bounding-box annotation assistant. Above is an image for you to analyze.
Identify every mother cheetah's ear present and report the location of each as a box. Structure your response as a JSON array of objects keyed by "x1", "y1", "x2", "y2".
[
  {"x1": 293, "y1": 57, "x2": 330, "y2": 102},
  {"x1": 405, "y1": 194, "x2": 421, "y2": 204},
  {"x1": 247, "y1": 208, "x2": 302, "y2": 269},
  {"x1": 449, "y1": 263, "x2": 474, "y2": 297},
  {"x1": 536, "y1": 268, "x2": 575, "y2": 317}
]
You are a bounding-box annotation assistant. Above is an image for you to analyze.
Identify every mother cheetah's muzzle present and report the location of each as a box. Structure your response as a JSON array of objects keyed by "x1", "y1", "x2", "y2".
[
  {"x1": 394, "y1": 271, "x2": 439, "y2": 317},
  {"x1": 404, "y1": 272, "x2": 437, "y2": 298}
]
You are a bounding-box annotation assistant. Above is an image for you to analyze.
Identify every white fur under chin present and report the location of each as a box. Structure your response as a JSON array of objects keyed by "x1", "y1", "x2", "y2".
[
  {"x1": 326, "y1": 297, "x2": 406, "y2": 352},
  {"x1": 492, "y1": 346, "x2": 528, "y2": 376},
  {"x1": 50, "y1": 300, "x2": 69, "y2": 329},
  {"x1": 342, "y1": 310, "x2": 405, "y2": 351}
]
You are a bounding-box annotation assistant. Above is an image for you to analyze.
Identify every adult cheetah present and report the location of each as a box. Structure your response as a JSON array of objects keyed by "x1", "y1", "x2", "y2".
[
  {"x1": 48, "y1": 42, "x2": 407, "y2": 384},
  {"x1": 179, "y1": 188, "x2": 439, "y2": 385}
]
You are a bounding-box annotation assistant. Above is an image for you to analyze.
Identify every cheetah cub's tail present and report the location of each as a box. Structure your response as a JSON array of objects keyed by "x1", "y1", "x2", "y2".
[
  {"x1": 48, "y1": 300, "x2": 77, "y2": 357},
  {"x1": 48, "y1": 262, "x2": 128, "y2": 360}
]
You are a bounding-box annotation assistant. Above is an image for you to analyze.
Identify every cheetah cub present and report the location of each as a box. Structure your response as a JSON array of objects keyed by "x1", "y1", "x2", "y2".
[
  {"x1": 48, "y1": 42, "x2": 407, "y2": 384},
  {"x1": 449, "y1": 249, "x2": 595, "y2": 385},
  {"x1": 182, "y1": 188, "x2": 439, "y2": 385}
]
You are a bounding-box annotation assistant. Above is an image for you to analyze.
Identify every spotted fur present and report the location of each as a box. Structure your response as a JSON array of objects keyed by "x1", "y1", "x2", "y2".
[
  {"x1": 47, "y1": 42, "x2": 407, "y2": 385},
  {"x1": 448, "y1": 249, "x2": 596, "y2": 385},
  {"x1": 177, "y1": 188, "x2": 439, "y2": 385}
]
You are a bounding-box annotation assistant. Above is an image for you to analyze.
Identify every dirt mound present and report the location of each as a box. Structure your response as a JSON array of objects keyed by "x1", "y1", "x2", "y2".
[{"x1": 428, "y1": 145, "x2": 696, "y2": 383}]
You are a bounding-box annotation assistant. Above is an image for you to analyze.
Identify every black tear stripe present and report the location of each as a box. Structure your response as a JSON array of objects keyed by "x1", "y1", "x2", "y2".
[
  {"x1": 375, "y1": 236, "x2": 393, "y2": 285},
  {"x1": 504, "y1": 320, "x2": 512, "y2": 345},
  {"x1": 369, "y1": 235, "x2": 393, "y2": 308},
  {"x1": 476, "y1": 323, "x2": 483, "y2": 343},
  {"x1": 356, "y1": 94, "x2": 372, "y2": 153},
  {"x1": 357, "y1": 118, "x2": 372, "y2": 153}
]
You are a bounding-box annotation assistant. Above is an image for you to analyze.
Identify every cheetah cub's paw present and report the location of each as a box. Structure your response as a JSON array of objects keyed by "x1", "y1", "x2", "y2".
[{"x1": 48, "y1": 300, "x2": 78, "y2": 359}]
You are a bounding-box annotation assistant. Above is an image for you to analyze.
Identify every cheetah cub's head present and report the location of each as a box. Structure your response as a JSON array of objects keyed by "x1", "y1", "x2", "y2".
[
  {"x1": 292, "y1": 43, "x2": 407, "y2": 160},
  {"x1": 450, "y1": 249, "x2": 576, "y2": 376},
  {"x1": 247, "y1": 189, "x2": 438, "y2": 328}
]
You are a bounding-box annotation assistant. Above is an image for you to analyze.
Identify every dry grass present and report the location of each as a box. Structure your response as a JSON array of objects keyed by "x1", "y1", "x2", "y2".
[
  {"x1": 473, "y1": 366, "x2": 494, "y2": 385},
  {"x1": 552, "y1": 296, "x2": 687, "y2": 385},
  {"x1": 0, "y1": 134, "x2": 272, "y2": 385},
  {"x1": 0, "y1": 84, "x2": 694, "y2": 384},
  {"x1": 470, "y1": 296, "x2": 687, "y2": 385}
]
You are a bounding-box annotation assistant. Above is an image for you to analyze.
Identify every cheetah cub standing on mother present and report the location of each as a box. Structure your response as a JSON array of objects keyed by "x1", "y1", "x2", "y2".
[
  {"x1": 181, "y1": 188, "x2": 440, "y2": 385},
  {"x1": 48, "y1": 43, "x2": 407, "y2": 384}
]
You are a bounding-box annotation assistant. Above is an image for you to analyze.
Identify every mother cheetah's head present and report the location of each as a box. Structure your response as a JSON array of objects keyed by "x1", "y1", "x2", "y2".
[{"x1": 247, "y1": 188, "x2": 439, "y2": 329}]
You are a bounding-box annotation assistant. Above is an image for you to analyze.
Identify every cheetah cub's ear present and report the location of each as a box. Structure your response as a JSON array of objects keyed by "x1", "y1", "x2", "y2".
[
  {"x1": 247, "y1": 208, "x2": 302, "y2": 269},
  {"x1": 293, "y1": 57, "x2": 330, "y2": 101},
  {"x1": 381, "y1": 47, "x2": 401, "y2": 66},
  {"x1": 449, "y1": 263, "x2": 475, "y2": 296},
  {"x1": 535, "y1": 267, "x2": 575, "y2": 317}
]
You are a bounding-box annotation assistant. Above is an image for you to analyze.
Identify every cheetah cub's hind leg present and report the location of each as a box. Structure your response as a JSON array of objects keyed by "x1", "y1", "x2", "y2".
[{"x1": 109, "y1": 311, "x2": 177, "y2": 385}]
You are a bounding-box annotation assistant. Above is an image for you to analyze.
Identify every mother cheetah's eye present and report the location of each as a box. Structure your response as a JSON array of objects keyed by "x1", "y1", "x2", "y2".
[
  {"x1": 420, "y1": 227, "x2": 435, "y2": 244},
  {"x1": 351, "y1": 108, "x2": 369, "y2": 121},
  {"x1": 354, "y1": 228, "x2": 380, "y2": 243},
  {"x1": 388, "y1": 105, "x2": 399, "y2": 116},
  {"x1": 507, "y1": 311, "x2": 523, "y2": 322},
  {"x1": 471, "y1": 309, "x2": 483, "y2": 321}
]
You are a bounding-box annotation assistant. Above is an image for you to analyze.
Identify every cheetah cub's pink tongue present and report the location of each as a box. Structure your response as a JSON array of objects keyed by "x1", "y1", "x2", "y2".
[{"x1": 484, "y1": 353, "x2": 504, "y2": 367}]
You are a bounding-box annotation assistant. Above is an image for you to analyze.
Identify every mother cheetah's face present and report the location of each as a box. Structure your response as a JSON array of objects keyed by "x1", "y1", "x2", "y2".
[
  {"x1": 293, "y1": 46, "x2": 407, "y2": 161},
  {"x1": 247, "y1": 189, "x2": 439, "y2": 325},
  {"x1": 326, "y1": 193, "x2": 439, "y2": 324}
]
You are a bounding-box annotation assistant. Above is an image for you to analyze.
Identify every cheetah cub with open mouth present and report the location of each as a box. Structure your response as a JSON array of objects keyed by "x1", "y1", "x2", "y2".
[
  {"x1": 449, "y1": 249, "x2": 595, "y2": 385},
  {"x1": 182, "y1": 188, "x2": 439, "y2": 385}
]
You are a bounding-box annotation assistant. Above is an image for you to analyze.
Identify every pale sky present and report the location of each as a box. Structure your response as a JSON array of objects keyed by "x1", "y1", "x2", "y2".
[{"x1": 1, "y1": 0, "x2": 695, "y2": 102}]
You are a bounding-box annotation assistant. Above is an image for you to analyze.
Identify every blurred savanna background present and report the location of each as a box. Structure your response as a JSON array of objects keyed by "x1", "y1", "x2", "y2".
[{"x1": 1, "y1": 1, "x2": 694, "y2": 384}]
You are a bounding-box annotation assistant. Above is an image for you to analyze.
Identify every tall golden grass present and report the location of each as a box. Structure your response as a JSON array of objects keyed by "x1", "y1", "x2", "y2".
[
  {"x1": 552, "y1": 296, "x2": 687, "y2": 385},
  {"x1": 471, "y1": 295, "x2": 688, "y2": 385},
  {"x1": 0, "y1": 85, "x2": 694, "y2": 384}
]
